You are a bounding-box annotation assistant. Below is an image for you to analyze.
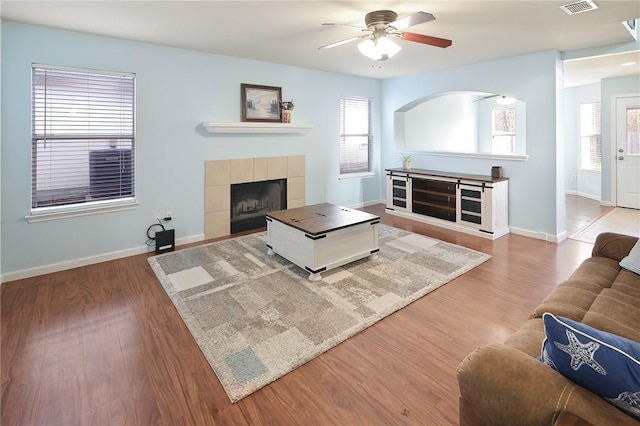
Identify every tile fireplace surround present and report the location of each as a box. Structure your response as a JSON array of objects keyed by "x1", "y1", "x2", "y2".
[{"x1": 204, "y1": 156, "x2": 305, "y2": 239}]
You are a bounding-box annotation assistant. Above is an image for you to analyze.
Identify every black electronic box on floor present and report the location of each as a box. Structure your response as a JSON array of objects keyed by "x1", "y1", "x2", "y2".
[{"x1": 155, "y1": 229, "x2": 175, "y2": 254}]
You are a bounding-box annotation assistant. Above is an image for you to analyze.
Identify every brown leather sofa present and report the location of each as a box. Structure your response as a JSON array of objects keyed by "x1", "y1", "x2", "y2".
[{"x1": 457, "y1": 232, "x2": 640, "y2": 426}]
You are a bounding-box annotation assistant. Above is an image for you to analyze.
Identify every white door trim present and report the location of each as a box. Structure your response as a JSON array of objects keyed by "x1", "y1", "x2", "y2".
[{"x1": 610, "y1": 92, "x2": 640, "y2": 207}]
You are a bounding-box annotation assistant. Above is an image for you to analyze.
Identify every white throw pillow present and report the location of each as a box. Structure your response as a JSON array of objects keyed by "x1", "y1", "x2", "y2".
[{"x1": 620, "y1": 240, "x2": 640, "y2": 275}]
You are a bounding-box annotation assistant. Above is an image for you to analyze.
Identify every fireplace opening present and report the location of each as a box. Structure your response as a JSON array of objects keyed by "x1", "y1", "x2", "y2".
[{"x1": 230, "y1": 179, "x2": 287, "y2": 234}]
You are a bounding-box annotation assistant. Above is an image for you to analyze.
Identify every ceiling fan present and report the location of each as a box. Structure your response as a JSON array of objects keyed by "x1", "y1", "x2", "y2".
[
  {"x1": 473, "y1": 94, "x2": 516, "y2": 105},
  {"x1": 318, "y1": 10, "x2": 452, "y2": 61}
]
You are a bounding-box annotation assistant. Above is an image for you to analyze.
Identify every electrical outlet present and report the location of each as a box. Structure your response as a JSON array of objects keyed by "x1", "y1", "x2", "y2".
[
  {"x1": 154, "y1": 212, "x2": 161, "y2": 221},
  {"x1": 165, "y1": 211, "x2": 173, "y2": 220},
  {"x1": 319, "y1": 190, "x2": 325, "y2": 199}
]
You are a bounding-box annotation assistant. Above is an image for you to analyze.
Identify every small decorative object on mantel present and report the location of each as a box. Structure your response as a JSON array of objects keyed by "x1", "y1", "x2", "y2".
[
  {"x1": 241, "y1": 83, "x2": 282, "y2": 123},
  {"x1": 491, "y1": 166, "x2": 504, "y2": 178},
  {"x1": 280, "y1": 100, "x2": 295, "y2": 124},
  {"x1": 402, "y1": 154, "x2": 412, "y2": 170}
]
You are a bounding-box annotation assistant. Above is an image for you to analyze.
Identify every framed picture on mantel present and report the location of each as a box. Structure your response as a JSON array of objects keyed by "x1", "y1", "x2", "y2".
[{"x1": 241, "y1": 84, "x2": 282, "y2": 122}]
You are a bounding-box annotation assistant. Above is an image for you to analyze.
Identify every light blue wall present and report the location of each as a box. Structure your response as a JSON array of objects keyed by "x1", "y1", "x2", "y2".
[
  {"x1": 563, "y1": 87, "x2": 578, "y2": 194},
  {"x1": 381, "y1": 50, "x2": 563, "y2": 236},
  {"x1": 0, "y1": 21, "x2": 381, "y2": 275},
  {"x1": 601, "y1": 74, "x2": 640, "y2": 203},
  {"x1": 554, "y1": 57, "x2": 566, "y2": 237}
]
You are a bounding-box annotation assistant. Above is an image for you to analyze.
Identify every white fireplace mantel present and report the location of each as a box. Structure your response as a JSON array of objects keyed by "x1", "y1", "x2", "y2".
[{"x1": 201, "y1": 121, "x2": 312, "y2": 135}]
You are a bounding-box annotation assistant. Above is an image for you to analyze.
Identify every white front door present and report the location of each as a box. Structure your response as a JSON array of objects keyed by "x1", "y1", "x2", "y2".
[{"x1": 616, "y1": 96, "x2": 640, "y2": 209}]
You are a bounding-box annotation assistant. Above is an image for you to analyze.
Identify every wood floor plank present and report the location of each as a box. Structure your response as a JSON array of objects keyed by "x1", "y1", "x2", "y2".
[
  {"x1": 319, "y1": 338, "x2": 451, "y2": 425},
  {"x1": 41, "y1": 324, "x2": 83, "y2": 387},
  {"x1": 183, "y1": 367, "x2": 250, "y2": 426},
  {"x1": 238, "y1": 365, "x2": 342, "y2": 425},
  {"x1": 1, "y1": 203, "x2": 598, "y2": 425},
  {"x1": 1, "y1": 320, "x2": 44, "y2": 426},
  {"x1": 35, "y1": 376, "x2": 82, "y2": 426}
]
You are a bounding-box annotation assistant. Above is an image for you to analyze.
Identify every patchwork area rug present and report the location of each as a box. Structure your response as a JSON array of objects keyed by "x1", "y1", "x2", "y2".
[{"x1": 148, "y1": 224, "x2": 491, "y2": 402}]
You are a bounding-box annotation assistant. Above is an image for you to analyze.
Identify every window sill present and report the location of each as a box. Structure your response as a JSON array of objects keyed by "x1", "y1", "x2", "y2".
[
  {"x1": 26, "y1": 201, "x2": 139, "y2": 223},
  {"x1": 405, "y1": 151, "x2": 529, "y2": 161},
  {"x1": 338, "y1": 172, "x2": 376, "y2": 181}
]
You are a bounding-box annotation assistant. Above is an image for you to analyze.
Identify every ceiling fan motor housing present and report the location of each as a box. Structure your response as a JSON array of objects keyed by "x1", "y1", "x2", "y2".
[{"x1": 364, "y1": 10, "x2": 398, "y2": 29}]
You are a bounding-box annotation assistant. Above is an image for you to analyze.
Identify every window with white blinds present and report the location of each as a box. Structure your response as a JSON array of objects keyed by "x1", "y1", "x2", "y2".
[
  {"x1": 339, "y1": 96, "x2": 373, "y2": 176},
  {"x1": 31, "y1": 64, "x2": 136, "y2": 213},
  {"x1": 580, "y1": 102, "x2": 601, "y2": 171}
]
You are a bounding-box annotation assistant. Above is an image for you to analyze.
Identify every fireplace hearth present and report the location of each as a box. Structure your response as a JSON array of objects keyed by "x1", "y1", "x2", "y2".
[{"x1": 230, "y1": 179, "x2": 287, "y2": 234}]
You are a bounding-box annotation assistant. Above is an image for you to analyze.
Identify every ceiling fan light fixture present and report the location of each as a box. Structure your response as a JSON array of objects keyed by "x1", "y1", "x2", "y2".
[
  {"x1": 358, "y1": 38, "x2": 381, "y2": 60},
  {"x1": 496, "y1": 96, "x2": 515, "y2": 105},
  {"x1": 358, "y1": 36, "x2": 401, "y2": 61},
  {"x1": 377, "y1": 36, "x2": 401, "y2": 57}
]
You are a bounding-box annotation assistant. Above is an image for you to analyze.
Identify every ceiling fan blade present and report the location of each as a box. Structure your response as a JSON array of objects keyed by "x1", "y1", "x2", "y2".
[
  {"x1": 318, "y1": 36, "x2": 362, "y2": 50},
  {"x1": 473, "y1": 94, "x2": 499, "y2": 102},
  {"x1": 321, "y1": 22, "x2": 367, "y2": 31},
  {"x1": 400, "y1": 32, "x2": 452, "y2": 48},
  {"x1": 391, "y1": 11, "x2": 435, "y2": 30}
]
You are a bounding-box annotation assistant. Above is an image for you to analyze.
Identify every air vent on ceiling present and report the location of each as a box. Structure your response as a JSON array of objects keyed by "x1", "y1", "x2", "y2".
[{"x1": 560, "y1": 0, "x2": 598, "y2": 15}]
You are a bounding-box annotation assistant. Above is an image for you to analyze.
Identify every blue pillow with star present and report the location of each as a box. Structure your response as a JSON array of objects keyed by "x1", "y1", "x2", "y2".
[{"x1": 541, "y1": 313, "x2": 640, "y2": 421}]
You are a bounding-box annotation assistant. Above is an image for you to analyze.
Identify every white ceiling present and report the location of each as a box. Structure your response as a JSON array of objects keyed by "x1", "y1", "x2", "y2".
[{"x1": 2, "y1": 0, "x2": 639, "y2": 86}]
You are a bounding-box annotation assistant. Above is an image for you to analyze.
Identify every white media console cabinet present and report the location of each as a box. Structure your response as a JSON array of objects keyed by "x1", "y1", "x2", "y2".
[{"x1": 385, "y1": 168, "x2": 509, "y2": 240}]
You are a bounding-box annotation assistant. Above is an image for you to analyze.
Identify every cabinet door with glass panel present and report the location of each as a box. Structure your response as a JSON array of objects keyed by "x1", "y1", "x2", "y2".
[
  {"x1": 385, "y1": 171, "x2": 411, "y2": 212},
  {"x1": 457, "y1": 183, "x2": 485, "y2": 228}
]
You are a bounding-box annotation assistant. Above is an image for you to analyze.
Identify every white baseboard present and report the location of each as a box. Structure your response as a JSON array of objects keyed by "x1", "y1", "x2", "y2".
[
  {"x1": 565, "y1": 190, "x2": 601, "y2": 202},
  {"x1": 555, "y1": 230, "x2": 568, "y2": 243},
  {"x1": 509, "y1": 227, "x2": 565, "y2": 244},
  {"x1": 1, "y1": 233, "x2": 205, "y2": 284},
  {"x1": 577, "y1": 192, "x2": 600, "y2": 202}
]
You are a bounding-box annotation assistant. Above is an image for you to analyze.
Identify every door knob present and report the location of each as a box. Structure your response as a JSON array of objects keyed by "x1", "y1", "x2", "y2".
[
  {"x1": 619, "y1": 148, "x2": 624, "y2": 153},
  {"x1": 618, "y1": 156, "x2": 624, "y2": 160}
]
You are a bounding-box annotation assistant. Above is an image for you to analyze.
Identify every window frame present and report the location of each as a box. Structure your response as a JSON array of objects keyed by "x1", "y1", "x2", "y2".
[
  {"x1": 491, "y1": 106, "x2": 516, "y2": 155},
  {"x1": 579, "y1": 101, "x2": 602, "y2": 172},
  {"x1": 28, "y1": 63, "x2": 137, "y2": 221},
  {"x1": 339, "y1": 96, "x2": 374, "y2": 179}
]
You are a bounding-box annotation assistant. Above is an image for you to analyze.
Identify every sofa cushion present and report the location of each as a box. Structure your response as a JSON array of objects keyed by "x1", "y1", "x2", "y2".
[
  {"x1": 532, "y1": 257, "x2": 621, "y2": 321},
  {"x1": 612, "y1": 270, "x2": 640, "y2": 299},
  {"x1": 532, "y1": 284, "x2": 599, "y2": 320},
  {"x1": 541, "y1": 313, "x2": 640, "y2": 421},
  {"x1": 620, "y1": 240, "x2": 640, "y2": 275},
  {"x1": 569, "y1": 256, "x2": 622, "y2": 286},
  {"x1": 581, "y1": 289, "x2": 640, "y2": 342}
]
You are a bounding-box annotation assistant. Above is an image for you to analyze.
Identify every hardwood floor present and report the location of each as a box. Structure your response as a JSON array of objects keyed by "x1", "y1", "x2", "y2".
[
  {"x1": 1, "y1": 204, "x2": 595, "y2": 425},
  {"x1": 565, "y1": 194, "x2": 611, "y2": 237}
]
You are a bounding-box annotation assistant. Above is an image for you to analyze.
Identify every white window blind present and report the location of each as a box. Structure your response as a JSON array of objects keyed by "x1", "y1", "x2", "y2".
[
  {"x1": 31, "y1": 64, "x2": 136, "y2": 212},
  {"x1": 339, "y1": 96, "x2": 373, "y2": 175},
  {"x1": 492, "y1": 107, "x2": 516, "y2": 154},
  {"x1": 580, "y1": 102, "x2": 601, "y2": 171}
]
